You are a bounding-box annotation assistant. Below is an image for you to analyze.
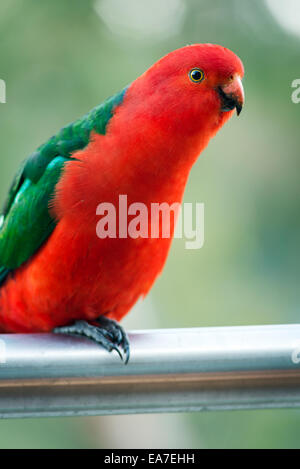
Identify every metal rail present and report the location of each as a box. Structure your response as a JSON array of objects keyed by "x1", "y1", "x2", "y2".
[{"x1": 0, "y1": 324, "x2": 300, "y2": 418}]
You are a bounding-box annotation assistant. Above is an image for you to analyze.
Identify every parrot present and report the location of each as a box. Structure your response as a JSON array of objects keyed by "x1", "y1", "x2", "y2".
[{"x1": 0, "y1": 44, "x2": 244, "y2": 363}]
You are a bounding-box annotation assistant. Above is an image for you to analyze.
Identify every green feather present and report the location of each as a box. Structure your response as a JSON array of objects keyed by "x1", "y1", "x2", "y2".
[
  {"x1": 0, "y1": 156, "x2": 67, "y2": 269},
  {"x1": 0, "y1": 267, "x2": 10, "y2": 286},
  {"x1": 0, "y1": 87, "x2": 127, "y2": 283}
]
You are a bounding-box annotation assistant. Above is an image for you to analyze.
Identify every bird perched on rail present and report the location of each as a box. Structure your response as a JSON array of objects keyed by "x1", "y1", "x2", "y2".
[{"x1": 0, "y1": 44, "x2": 244, "y2": 363}]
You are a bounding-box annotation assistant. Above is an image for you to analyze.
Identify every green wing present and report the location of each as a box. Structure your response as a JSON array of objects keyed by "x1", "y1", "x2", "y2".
[
  {"x1": 0, "y1": 156, "x2": 67, "y2": 270},
  {"x1": 0, "y1": 87, "x2": 127, "y2": 282}
]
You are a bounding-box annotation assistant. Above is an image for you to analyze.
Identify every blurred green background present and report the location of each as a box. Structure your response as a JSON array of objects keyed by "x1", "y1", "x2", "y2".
[{"x1": 0, "y1": 0, "x2": 300, "y2": 449}]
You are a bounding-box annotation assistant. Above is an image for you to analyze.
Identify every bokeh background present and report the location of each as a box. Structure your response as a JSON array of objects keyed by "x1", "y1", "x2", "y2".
[{"x1": 0, "y1": 0, "x2": 300, "y2": 449}]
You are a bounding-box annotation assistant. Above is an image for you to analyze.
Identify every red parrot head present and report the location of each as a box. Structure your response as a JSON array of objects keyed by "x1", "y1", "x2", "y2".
[{"x1": 129, "y1": 43, "x2": 244, "y2": 140}]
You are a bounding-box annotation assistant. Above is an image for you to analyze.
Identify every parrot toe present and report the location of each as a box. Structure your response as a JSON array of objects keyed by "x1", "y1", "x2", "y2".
[
  {"x1": 95, "y1": 316, "x2": 130, "y2": 364},
  {"x1": 53, "y1": 319, "x2": 130, "y2": 363}
]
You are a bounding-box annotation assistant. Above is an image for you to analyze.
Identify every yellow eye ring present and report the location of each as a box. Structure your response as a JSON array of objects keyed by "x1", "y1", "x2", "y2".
[{"x1": 189, "y1": 68, "x2": 204, "y2": 83}]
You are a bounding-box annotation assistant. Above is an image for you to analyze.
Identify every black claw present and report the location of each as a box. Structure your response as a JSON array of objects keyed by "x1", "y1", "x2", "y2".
[
  {"x1": 53, "y1": 318, "x2": 130, "y2": 364},
  {"x1": 123, "y1": 343, "x2": 130, "y2": 365},
  {"x1": 95, "y1": 316, "x2": 130, "y2": 364},
  {"x1": 111, "y1": 344, "x2": 123, "y2": 361}
]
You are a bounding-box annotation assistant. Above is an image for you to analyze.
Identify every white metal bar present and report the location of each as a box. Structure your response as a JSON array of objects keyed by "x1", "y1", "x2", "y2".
[{"x1": 0, "y1": 325, "x2": 300, "y2": 418}]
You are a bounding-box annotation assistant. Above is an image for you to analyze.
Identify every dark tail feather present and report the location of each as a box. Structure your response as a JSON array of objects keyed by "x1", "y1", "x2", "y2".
[{"x1": 0, "y1": 267, "x2": 10, "y2": 287}]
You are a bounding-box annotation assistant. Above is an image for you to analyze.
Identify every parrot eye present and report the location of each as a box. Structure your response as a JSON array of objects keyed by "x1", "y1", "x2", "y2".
[{"x1": 189, "y1": 68, "x2": 204, "y2": 83}]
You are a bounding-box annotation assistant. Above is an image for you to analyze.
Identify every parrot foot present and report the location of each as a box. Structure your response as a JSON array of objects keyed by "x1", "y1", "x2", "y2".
[{"x1": 53, "y1": 318, "x2": 130, "y2": 364}]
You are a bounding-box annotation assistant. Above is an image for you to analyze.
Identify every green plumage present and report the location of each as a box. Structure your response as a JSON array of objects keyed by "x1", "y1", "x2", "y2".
[
  {"x1": 0, "y1": 87, "x2": 127, "y2": 280},
  {"x1": 0, "y1": 157, "x2": 67, "y2": 269}
]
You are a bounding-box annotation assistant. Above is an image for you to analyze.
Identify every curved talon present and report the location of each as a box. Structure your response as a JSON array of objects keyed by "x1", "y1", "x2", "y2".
[
  {"x1": 123, "y1": 342, "x2": 130, "y2": 365},
  {"x1": 110, "y1": 344, "x2": 123, "y2": 361},
  {"x1": 53, "y1": 318, "x2": 130, "y2": 364},
  {"x1": 96, "y1": 316, "x2": 130, "y2": 364}
]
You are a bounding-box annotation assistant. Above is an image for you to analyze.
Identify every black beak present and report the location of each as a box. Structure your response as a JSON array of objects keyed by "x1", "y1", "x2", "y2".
[{"x1": 218, "y1": 86, "x2": 243, "y2": 116}]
